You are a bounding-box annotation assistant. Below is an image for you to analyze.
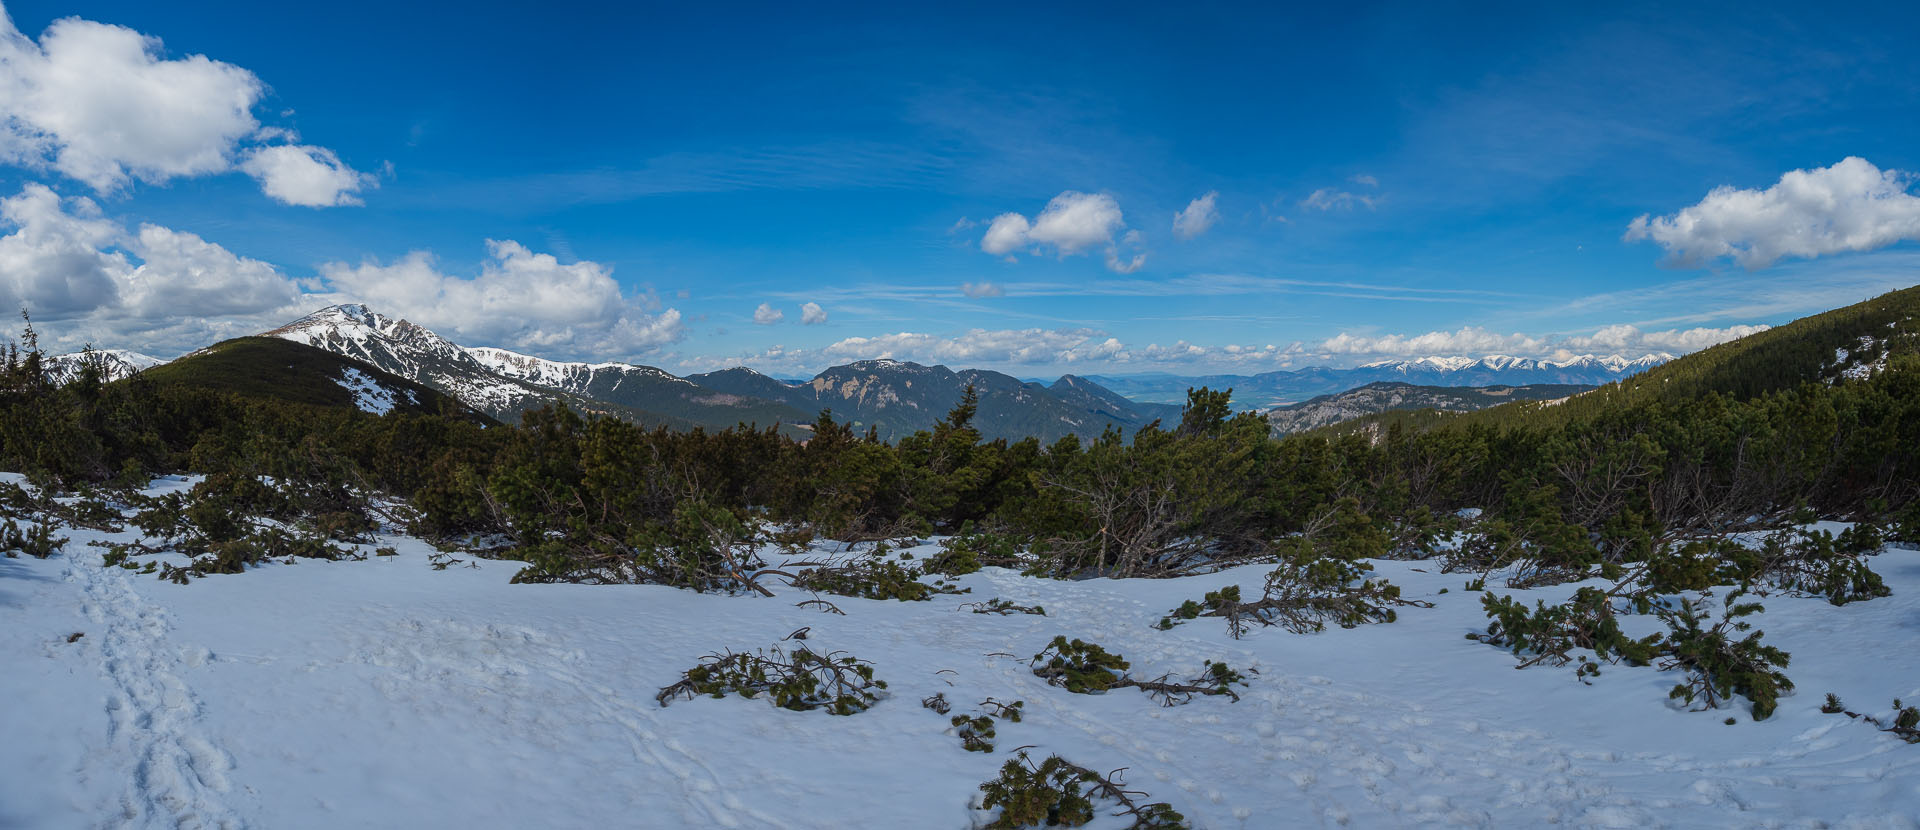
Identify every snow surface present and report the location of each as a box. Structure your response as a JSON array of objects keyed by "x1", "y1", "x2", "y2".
[
  {"x1": 332, "y1": 367, "x2": 412, "y2": 415},
  {"x1": 4, "y1": 477, "x2": 1919, "y2": 828}
]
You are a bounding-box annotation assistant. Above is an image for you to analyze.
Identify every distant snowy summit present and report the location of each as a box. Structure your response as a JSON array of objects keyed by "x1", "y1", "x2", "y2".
[
  {"x1": 45, "y1": 349, "x2": 166, "y2": 384},
  {"x1": 1356, "y1": 353, "x2": 1673, "y2": 376},
  {"x1": 1086, "y1": 352, "x2": 1677, "y2": 407}
]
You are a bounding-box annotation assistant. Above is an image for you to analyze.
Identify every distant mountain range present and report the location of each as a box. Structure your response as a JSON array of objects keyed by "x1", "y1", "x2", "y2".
[
  {"x1": 689, "y1": 361, "x2": 1182, "y2": 442},
  {"x1": 1082, "y1": 354, "x2": 1673, "y2": 408},
  {"x1": 47, "y1": 303, "x2": 1689, "y2": 443},
  {"x1": 257, "y1": 305, "x2": 1179, "y2": 442},
  {"x1": 1264, "y1": 381, "x2": 1593, "y2": 436}
]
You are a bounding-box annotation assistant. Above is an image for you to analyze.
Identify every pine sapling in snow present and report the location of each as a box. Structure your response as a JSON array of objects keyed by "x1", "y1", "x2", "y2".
[
  {"x1": 1821, "y1": 694, "x2": 1920, "y2": 744},
  {"x1": 656, "y1": 643, "x2": 887, "y2": 715},
  {"x1": 1030, "y1": 637, "x2": 1247, "y2": 704},
  {"x1": 976, "y1": 751, "x2": 1189, "y2": 830},
  {"x1": 1660, "y1": 590, "x2": 1793, "y2": 720}
]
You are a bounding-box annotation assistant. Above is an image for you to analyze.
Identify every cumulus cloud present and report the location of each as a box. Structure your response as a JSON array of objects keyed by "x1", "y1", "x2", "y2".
[
  {"x1": 1319, "y1": 326, "x2": 1549, "y2": 356},
  {"x1": 1315, "y1": 323, "x2": 1766, "y2": 360},
  {"x1": 0, "y1": 183, "x2": 684, "y2": 359},
  {"x1": 0, "y1": 8, "x2": 368, "y2": 205},
  {"x1": 1028, "y1": 191, "x2": 1125, "y2": 253},
  {"x1": 1172, "y1": 191, "x2": 1219, "y2": 240},
  {"x1": 960, "y1": 281, "x2": 1005, "y2": 298},
  {"x1": 752, "y1": 302, "x2": 784, "y2": 325},
  {"x1": 0, "y1": 182, "x2": 308, "y2": 353},
  {"x1": 672, "y1": 316, "x2": 1769, "y2": 376},
  {"x1": 240, "y1": 145, "x2": 375, "y2": 207},
  {"x1": 1625, "y1": 157, "x2": 1920, "y2": 269},
  {"x1": 799, "y1": 301, "x2": 827, "y2": 325},
  {"x1": 320, "y1": 240, "x2": 684, "y2": 358},
  {"x1": 1561, "y1": 323, "x2": 1768, "y2": 353},
  {"x1": 980, "y1": 212, "x2": 1030, "y2": 257},
  {"x1": 978, "y1": 191, "x2": 1146, "y2": 273},
  {"x1": 121, "y1": 223, "x2": 300, "y2": 316},
  {"x1": 0, "y1": 183, "x2": 126, "y2": 316},
  {"x1": 819, "y1": 327, "x2": 1120, "y2": 366}
]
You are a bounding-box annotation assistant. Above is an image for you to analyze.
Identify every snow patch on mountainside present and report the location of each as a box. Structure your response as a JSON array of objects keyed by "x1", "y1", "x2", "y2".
[
  {"x1": 464, "y1": 345, "x2": 697, "y2": 392},
  {"x1": 266, "y1": 305, "x2": 558, "y2": 418},
  {"x1": 333, "y1": 367, "x2": 414, "y2": 415}
]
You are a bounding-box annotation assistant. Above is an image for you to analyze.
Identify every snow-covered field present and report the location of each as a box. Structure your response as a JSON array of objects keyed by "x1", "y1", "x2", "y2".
[{"x1": 3, "y1": 475, "x2": 1918, "y2": 829}]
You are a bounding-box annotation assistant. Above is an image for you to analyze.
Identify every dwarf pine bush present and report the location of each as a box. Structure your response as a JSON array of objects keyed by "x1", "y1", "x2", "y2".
[
  {"x1": 1661, "y1": 591, "x2": 1793, "y2": 720},
  {"x1": 977, "y1": 751, "x2": 1189, "y2": 830},
  {"x1": 656, "y1": 644, "x2": 886, "y2": 715}
]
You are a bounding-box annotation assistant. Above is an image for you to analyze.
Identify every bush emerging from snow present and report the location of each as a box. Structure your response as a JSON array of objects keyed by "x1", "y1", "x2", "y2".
[
  {"x1": 944, "y1": 697, "x2": 1024, "y2": 753},
  {"x1": 926, "y1": 520, "x2": 1021, "y2": 575},
  {"x1": 1822, "y1": 694, "x2": 1920, "y2": 744},
  {"x1": 1472, "y1": 587, "x2": 1662, "y2": 679},
  {"x1": 963, "y1": 598, "x2": 1047, "y2": 616},
  {"x1": 976, "y1": 751, "x2": 1190, "y2": 829},
  {"x1": 787, "y1": 554, "x2": 968, "y2": 601},
  {"x1": 655, "y1": 643, "x2": 887, "y2": 715},
  {"x1": 511, "y1": 501, "x2": 771, "y2": 592},
  {"x1": 1159, "y1": 553, "x2": 1430, "y2": 637},
  {"x1": 0, "y1": 516, "x2": 65, "y2": 558},
  {"x1": 1661, "y1": 590, "x2": 1793, "y2": 720},
  {"x1": 1030, "y1": 636, "x2": 1247, "y2": 704}
]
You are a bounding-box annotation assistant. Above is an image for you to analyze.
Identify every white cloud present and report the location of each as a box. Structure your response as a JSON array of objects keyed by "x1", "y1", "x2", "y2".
[
  {"x1": 799, "y1": 301, "x2": 827, "y2": 325},
  {"x1": 980, "y1": 212, "x2": 1030, "y2": 256},
  {"x1": 240, "y1": 145, "x2": 374, "y2": 207},
  {"x1": 1028, "y1": 191, "x2": 1125, "y2": 254},
  {"x1": 1350, "y1": 174, "x2": 1379, "y2": 187},
  {"x1": 1561, "y1": 323, "x2": 1768, "y2": 353},
  {"x1": 1625, "y1": 157, "x2": 1920, "y2": 269},
  {"x1": 1300, "y1": 188, "x2": 1377, "y2": 211},
  {"x1": 1319, "y1": 326, "x2": 1547, "y2": 356},
  {"x1": 1315, "y1": 323, "x2": 1767, "y2": 360},
  {"x1": 0, "y1": 8, "x2": 366, "y2": 205},
  {"x1": 977, "y1": 191, "x2": 1146, "y2": 273},
  {"x1": 0, "y1": 182, "x2": 309, "y2": 354},
  {"x1": 819, "y1": 327, "x2": 1118, "y2": 366},
  {"x1": 0, "y1": 183, "x2": 125, "y2": 316},
  {"x1": 752, "y1": 302, "x2": 784, "y2": 325},
  {"x1": 1172, "y1": 191, "x2": 1219, "y2": 240},
  {"x1": 960, "y1": 281, "x2": 1005, "y2": 298},
  {"x1": 672, "y1": 316, "x2": 1770, "y2": 376},
  {"x1": 320, "y1": 240, "x2": 684, "y2": 358},
  {"x1": 121, "y1": 222, "x2": 299, "y2": 316}
]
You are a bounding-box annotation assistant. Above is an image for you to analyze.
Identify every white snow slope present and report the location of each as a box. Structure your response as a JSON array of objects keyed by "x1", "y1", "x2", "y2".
[
  {"x1": 3, "y1": 475, "x2": 1918, "y2": 829},
  {"x1": 332, "y1": 366, "x2": 416, "y2": 415}
]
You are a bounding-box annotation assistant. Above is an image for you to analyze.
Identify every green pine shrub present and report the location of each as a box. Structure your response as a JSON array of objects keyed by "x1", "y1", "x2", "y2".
[
  {"x1": 1661, "y1": 591, "x2": 1793, "y2": 720},
  {"x1": 1471, "y1": 587, "x2": 1661, "y2": 678},
  {"x1": 977, "y1": 751, "x2": 1189, "y2": 829},
  {"x1": 1161, "y1": 553, "x2": 1430, "y2": 637},
  {"x1": 788, "y1": 555, "x2": 967, "y2": 601},
  {"x1": 655, "y1": 644, "x2": 886, "y2": 715}
]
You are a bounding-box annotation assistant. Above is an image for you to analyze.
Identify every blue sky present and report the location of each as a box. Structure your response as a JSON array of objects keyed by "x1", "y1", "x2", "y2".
[{"x1": 2, "y1": 1, "x2": 1918, "y2": 375}]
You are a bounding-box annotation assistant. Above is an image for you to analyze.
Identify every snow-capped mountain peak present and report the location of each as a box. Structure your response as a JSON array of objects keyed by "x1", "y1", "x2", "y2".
[
  {"x1": 46, "y1": 349, "x2": 167, "y2": 383},
  {"x1": 463, "y1": 345, "x2": 697, "y2": 390},
  {"x1": 1355, "y1": 353, "x2": 1665, "y2": 378}
]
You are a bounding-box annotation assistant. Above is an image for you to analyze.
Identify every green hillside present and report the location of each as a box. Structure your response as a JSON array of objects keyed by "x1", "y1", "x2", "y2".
[
  {"x1": 1309, "y1": 284, "x2": 1920, "y2": 437},
  {"x1": 138, "y1": 337, "x2": 492, "y2": 424}
]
